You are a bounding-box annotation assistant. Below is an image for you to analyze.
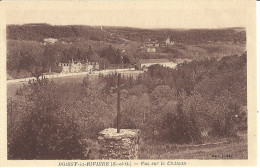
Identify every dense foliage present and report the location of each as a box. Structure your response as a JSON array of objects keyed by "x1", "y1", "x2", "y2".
[
  {"x1": 7, "y1": 40, "x2": 132, "y2": 79},
  {"x1": 100, "y1": 52, "x2": 247, "y2": 142},
  {"x1": 8, "y1": 52, "x2": 247, "y2": 159},
  {"x1": 7, "y1": 24, "x2": 246, "y2": 44},
  {"x1": 7, "y1": 24, "x2": 108, "y2": 41},
  {"x1": 8, "y1": 79, "x2": 86, "y2": 159},
  {"x1": 7, "y1": 24, "x2": 246, "y2": 79}
]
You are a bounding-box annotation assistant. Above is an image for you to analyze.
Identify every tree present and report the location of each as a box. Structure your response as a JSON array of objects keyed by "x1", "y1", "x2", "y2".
[
  {"x1": 43, "y1": 45, "x2": 60, "y2": 73},
  {"x1": 67, "y1": 46, "x2": 77, "y2": 61},
  {"x1": 77, "y1": 48, "x2": 82, "y2": 61},
  {"x1": 8, "y1": 79, "x2": 85, "y2": 159},
  {"x1": 149, "y1": 85, "x2": 177, "y2": 140},
  {"x1": 87, "y1": 45, "x2": 99, "y2": 62},
  {"x1": 17, "y1": 49, "x2": 47, "y2": 80},
  {"x1": 208, "y1": 93, "x2": 239, "y2": 137},
  {"x1": 67, "y1": 80, "x2": 113, "y2": 139},
  {"x1": 98, "y1": 58, "x2": 110, "y2": 70},
  {"x1": 100, "y1": 45, "x2": 121, "y2": 64},
  {"x1": 161, "y1": 100, "x2": 199, "y2": 144}
]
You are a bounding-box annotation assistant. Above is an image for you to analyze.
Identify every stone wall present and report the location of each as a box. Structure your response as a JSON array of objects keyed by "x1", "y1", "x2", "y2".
[{"x1": 98, "y1": 128, "x2": 141, "y2": 160}]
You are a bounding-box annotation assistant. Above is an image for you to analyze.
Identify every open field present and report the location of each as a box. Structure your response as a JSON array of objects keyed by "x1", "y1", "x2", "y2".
[
  {"x1": 7, "y1": 69, "x2": 143, "y2": 98},
  {"x1": 140, "y1": 132, "x2": 247, "y2": 159},
  {"x1": 175, "y1": 43, "x2": 246, "y2": 59}
]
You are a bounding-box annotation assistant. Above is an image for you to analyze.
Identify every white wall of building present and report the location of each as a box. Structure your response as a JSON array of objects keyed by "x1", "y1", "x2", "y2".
[{"x1": 141, "y1": 62, "x2": 177, "y2": 69}]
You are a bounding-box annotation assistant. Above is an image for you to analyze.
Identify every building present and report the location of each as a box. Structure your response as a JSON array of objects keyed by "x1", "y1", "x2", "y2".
[
  {"x1": 145, "y1": 43, "x2": 154, "y2": 47},
  {"x1": 136, "y1": 59, "x2": 177, "y2": 70},
  {"x1": 59, "y1": 60, "x2": 99, "y2": 74},
  {"x1": 143, "y1": 40, "x2": 160, "y2": 53},
  {"x1": 44, "y1": 38, "x2": 58, "y2": 44},
  {"x1": 59, "y1": 63, "x2": 70, "y2": 73},
  {"x1": 147, "y1": 47, "x2": 156, "y2": 53},
  {"x1": 166, "y1": 36, "x2": 171, "y2": 45},
  {"x1": 154, "y1": 43, "x2": 160, "y2": 47},
  {"x1": 166, "y1": 36, "x2": 174, "y2": 46}
]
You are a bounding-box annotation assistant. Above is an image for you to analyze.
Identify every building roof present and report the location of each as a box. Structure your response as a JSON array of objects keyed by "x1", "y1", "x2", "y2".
[
  {"x1": 44, "y1": 38, "x2": 58, "y2": 42},
  {"x1": 139, "y1": 59, "x2": 170, "y2": 64}
]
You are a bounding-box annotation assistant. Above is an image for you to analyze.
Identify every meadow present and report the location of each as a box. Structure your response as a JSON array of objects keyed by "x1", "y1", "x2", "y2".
[{"x1": 139, "y1": 132, "x2": 247, "y2": 159}]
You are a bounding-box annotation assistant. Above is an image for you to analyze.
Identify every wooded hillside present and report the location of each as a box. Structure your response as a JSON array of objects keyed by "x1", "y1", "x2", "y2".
[{"x1": 7, "y1": 24, "x2": 246, "y2": 44}]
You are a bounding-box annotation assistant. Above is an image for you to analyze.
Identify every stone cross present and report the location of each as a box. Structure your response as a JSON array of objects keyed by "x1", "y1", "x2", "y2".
[{"x1": 111, "y1": 73, "x2": 126, "y2": 133}]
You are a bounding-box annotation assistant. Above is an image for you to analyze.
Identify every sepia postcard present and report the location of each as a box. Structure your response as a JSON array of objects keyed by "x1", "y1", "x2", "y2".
[{"x1": 0, "y1": 0, "x2": 258, "y2": 167}]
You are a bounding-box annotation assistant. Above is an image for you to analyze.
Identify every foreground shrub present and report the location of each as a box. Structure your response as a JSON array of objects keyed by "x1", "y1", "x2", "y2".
[
  {"x1": 8, "y1": 79, "x2": 85, "y2": 160},
  {"x1": 161, "y1": 102, "x2": 202, "y2": 144}
]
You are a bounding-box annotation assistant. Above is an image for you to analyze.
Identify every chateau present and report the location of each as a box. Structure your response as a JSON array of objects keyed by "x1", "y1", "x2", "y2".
[{"x1": 59, "y1": 59, "x2": 99, "y2": 74}]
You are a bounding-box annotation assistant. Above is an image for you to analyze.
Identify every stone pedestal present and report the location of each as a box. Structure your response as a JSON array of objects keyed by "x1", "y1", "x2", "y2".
[{"x1": 98, "y1": 128, "x2": 141, "y2": 160}]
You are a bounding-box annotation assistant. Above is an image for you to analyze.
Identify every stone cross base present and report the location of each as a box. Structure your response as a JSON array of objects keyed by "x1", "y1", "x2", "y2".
[{"x1": 98, "y1": 128, "x2": 141, "y2": 160}]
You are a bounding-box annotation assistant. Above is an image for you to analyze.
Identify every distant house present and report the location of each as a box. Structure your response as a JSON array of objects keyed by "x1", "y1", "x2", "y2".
[
  {"x1": 44, "y1": 38, "x2": 58, "y2": 44},
  {"x1": 144, "y1": 39, "x2": 160, "y2": 47},
  {"x1": 146, "y1": 43, "x2": 154, "y2": 47},
  {"x1": 174, "y1": 58, "x2": 192, "y2": 64},
  {"x1": 166, "y1": 35, "x2": 174, "y2": 46},
  {"x1": 154, "y1": 43, "x2": 160, "y2": 47},
  {"x1": 136, "y1": 59, "x2": 177, "y2": 70},
  {"x1": 143, "y1": 40, "x2": 159, "y2": 52},
  {"x1": 59, "y1": 59, "x2": 99, "y2": 74},
  {"x1": 147, "y1": 47, "x2": 156, "y2": 53},
  {"x1": 166, "y1": 36, "x2": 171, "y2": 45}
]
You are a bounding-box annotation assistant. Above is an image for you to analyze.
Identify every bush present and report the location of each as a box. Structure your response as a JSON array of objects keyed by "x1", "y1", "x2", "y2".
[
  {"x1": 8, "y1": 107, "x2": 86, "y2": 159},
  {"x1": 81, "y1": 139, "x2": 100, "y2": 159},
  {"x1": 161, "y1": 102, "x2": 202, "y2": 144},
  {"x1": 8, "y1": 79, "x2": 86, "y2": 160},
  {"x1": 209, "y1": 99, "x2": 239, "y2": 137}
]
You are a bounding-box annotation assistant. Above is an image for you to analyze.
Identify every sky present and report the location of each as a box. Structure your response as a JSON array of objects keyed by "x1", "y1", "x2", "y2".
[{"x1": 3, "y1": 1, "x2": 248, "y2": 29}]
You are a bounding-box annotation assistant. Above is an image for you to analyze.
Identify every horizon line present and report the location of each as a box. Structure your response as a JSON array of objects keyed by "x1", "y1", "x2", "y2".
[{"x1": 6, "y1": 23, "x2": 246, "y2": 30}]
